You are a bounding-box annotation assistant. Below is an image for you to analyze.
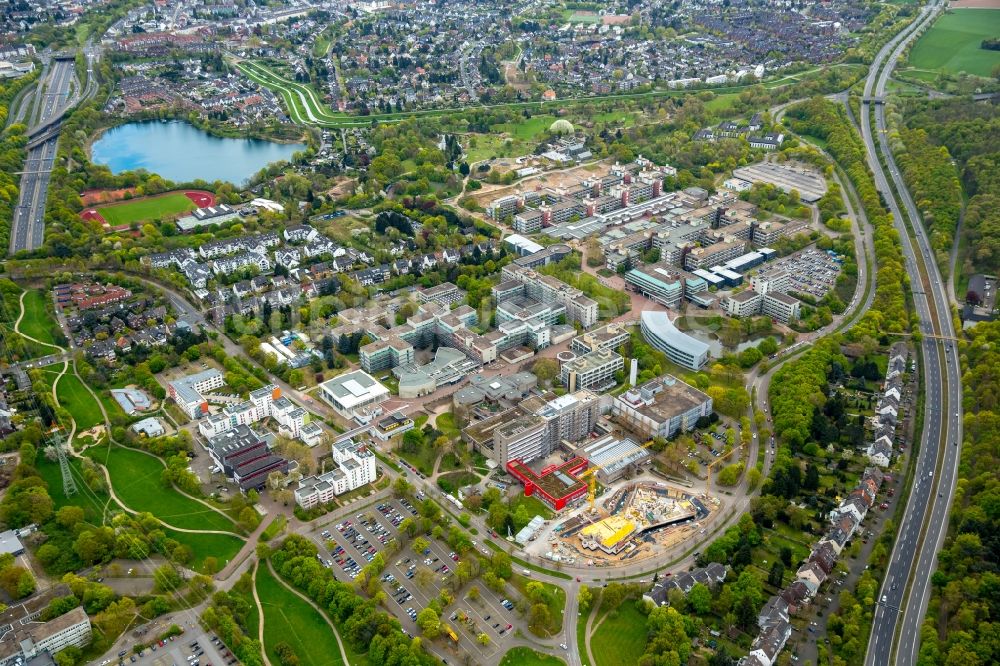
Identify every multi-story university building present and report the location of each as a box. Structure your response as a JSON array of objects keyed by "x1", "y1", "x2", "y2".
[
  {"x1": 560, "y1": 349, "x2": 624, "y2": 392},
  {"x1": 462, "y1": 389, "x2": 601, "y2": 465},
  {"x1": 501, "y1": 264, "x2": 599, "y2": 328},
  {"x1": 0, "y1": 586, "x2": 91, "y2": 666},
  {"x1": 613, "y1": 376, "x2": 714, "y2": 440}
]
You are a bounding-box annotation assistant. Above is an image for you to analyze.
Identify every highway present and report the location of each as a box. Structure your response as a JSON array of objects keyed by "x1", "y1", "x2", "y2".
[
  {"x1": 9, "y1": 58, "x2": 75, "y2": 254},
  {"x1": 859, "y1": 2, "x2": 964, "y2": 664}
]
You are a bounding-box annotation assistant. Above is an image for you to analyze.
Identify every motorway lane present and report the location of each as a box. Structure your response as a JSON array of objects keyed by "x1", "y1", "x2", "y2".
[
  {"x1": 9, "y1": 58, "x2": 75, "y2": 254},
  {"x1": 859, "y1": 2, "x2": 963, "y2": 664}
]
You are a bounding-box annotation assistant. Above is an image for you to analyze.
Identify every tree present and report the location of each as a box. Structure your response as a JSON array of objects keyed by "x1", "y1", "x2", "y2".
[
  {"x1": 415, "y1": 567, "x2": 435, "y2": 588},
  {"x1": 578, "y1": 585, "x2": 595, "y2": 612},
  {"x1": 645, "y1": 605, "x2": 690, "y2": 665},
  {"x1": 688, "y1": 583, "x2": 712, "y2": 615},
  {"x1": 768, "y1": 561, "x2": 785, "y2": 587},
  {"x1": 54, "y1": 646, "x2": 82, "y2": 666},
  {"x1": 94, "y1": 597, "x2": 138, "y2": 638},
  {"x1": 274, "y1": 642, "x2": 300, "y2": 666},
  {"x1": 531, "y1": 358, "x2": 558, "y2": 384},
  {"x1": 416, "y1": 607, "x2": 441, "y2": 638},
  {"x1": 477, "y1": 632, "x2": 490, "y2": 646},
  {"x1": 393, "y1": 477, "x2": 414, "y2": 497},
  {"x1": 239, "y1": 506, "x2": 261, "y2": 531},
  {"x1": 528, "y1": 603, "x2": 552, "y2": 635},
  {"x1": 203, "y1": 557, "x2": 220, "y2": 575},
  {"x1": 55, "y1": 505, "x2": 85, "y2": 529},
  {"x1": 153, "y1": 564, "x2": 182, "y2": 594},
  {"x1": 0, "y1": 567, "x2": 35, "y2": 599}
]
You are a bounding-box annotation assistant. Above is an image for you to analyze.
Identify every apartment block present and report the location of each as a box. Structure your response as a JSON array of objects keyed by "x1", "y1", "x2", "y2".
[
  {"x1": 684, "y1": 238, "x2": 749, "y2": 271},
  {"x1": 416, "y1": 281, "x2": 464, "y2": 306},
  {"x1": 168, "y1": 368, "x2": 225, "y2": 419},
  {"x1": 762, "y1": 292, "x2": 801, "y2": 323},
  {"x1": 294, "y1": 438, "x2": 377, "y2": 508},
  {"x1": 0, "y1": 587, "x2": 91, "y2": 666},
  {"x1": 360, "y1": 336, "x2": 415, "y2": 373}
]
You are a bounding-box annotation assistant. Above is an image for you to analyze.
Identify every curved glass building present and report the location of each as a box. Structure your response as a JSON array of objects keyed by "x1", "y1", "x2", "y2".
[{"x1": 639, "y1": 310, "x2": 710, "y2": 370}]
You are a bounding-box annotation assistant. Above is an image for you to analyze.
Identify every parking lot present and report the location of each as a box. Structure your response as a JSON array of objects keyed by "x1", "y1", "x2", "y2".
[
  {"x1": 307, "y1": 496, "x2": 522, "y2": 660},
  {"x1": 768, "y1": 248, "x2": 842, "y2": 299},
  {"x1": 121, "y1": 629, "x2": 233, "y2": 666}
]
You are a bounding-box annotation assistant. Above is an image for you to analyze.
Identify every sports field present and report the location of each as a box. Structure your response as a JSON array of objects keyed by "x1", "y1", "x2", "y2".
[
  {"x1": 97, "y1": 193, "x2": 195, "y2": 226},
  {"x1": 907, "y1": 9, "x2": 1000, "y2": 77}
]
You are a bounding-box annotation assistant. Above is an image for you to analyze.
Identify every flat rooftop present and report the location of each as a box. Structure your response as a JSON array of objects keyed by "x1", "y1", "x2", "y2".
[{"x1": 731, "y1": 162, "x2": 828, "y2": 203}]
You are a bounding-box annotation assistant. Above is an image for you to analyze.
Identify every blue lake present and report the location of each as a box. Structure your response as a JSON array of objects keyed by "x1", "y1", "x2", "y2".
[{"x1": 90, "y1": 121, "x2": 304, "y2": 185}]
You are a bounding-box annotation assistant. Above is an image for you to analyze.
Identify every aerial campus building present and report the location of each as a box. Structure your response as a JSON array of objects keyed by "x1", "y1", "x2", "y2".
[
  {"x1": 613, "y1": 375, "x2": 714, "y2": 440},
  {"x1": 0, "y1": 586, "x2": 92, "y2": 665},
  {"x1": 318, "y1": 370, "x2": 391, "y2": 422},
  {"x1": 639, "y1": 310, "x2": 710, "y2": 370},
  {"x1": 462, "y1": 389, "x2": 601, "y2": 466}
]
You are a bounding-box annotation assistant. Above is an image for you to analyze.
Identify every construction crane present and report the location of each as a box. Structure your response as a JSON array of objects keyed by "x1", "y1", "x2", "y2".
[{"x1": 579, "y1": 439, "x2": 657, "y2": 512}]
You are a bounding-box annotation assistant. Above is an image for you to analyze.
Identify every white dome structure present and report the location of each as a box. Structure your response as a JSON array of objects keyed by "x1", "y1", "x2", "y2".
[{"x1": 549, "y1": 119, "x2": 574, "y2": 135}]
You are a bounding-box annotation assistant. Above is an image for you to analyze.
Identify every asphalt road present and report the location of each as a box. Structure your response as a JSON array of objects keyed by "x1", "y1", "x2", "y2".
[
  {"x1": 9, "y1": 58, "x2": 74, "y2": 254},
  {"x1": 859, "y1": 3, "x2": 964, "y2": 664}
]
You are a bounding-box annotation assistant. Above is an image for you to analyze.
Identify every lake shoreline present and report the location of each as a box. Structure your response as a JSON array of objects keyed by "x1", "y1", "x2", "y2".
[{"x1": 90, "y1": 120, "x2": 305, "y2": 185}]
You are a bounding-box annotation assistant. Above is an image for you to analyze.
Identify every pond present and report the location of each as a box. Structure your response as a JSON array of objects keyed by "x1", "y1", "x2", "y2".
[
  {"x1": 675, "y1": 318, "x2": 780, "y2": 358},
  {"x1": 90, "y1": 120, "x2": 304, "y2": 185}
]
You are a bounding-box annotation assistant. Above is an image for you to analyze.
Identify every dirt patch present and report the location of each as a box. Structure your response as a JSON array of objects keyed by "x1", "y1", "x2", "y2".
[
  {"x1": 326, "y1": 177, "x2": 358, "y2": 198},
  {"x1": 472, "y1": 160, "x2": 613, "y2": 207},
  {"x1": 80, "y1": 187, "x2": 139, "y2": 206},
  {"x1": 78, "y1": 425, "x2": 107, "y2": 442}
]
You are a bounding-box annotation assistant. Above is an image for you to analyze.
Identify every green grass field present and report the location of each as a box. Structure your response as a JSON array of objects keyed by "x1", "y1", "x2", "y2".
[
  {"x1": 591, "y1": 600, "x2": 648, "y2": 666},
  {"x1": 83, "y1": 444, "x2": 238, "y2": 533},
  {"x1": 97, "y1": 193, "x2": 196, "y2": 226},
  {"x1": 511, "y1": 574, "x2": 565, "y2": 637},
  {"x1": 907, "y1": 9, "x2": 1000, "y2": 77},
  {"x1": 57, "y1": 370, "x2": 105, "y2": 431},
  {"x1": 496, "y1": 115, "x2": 557, "y2": 141},
  {"x1": 38, "y1": 452, "x2": 242, "y2": 570},
  {"x1": 163, "y1": 527, "x2": 243, "y2": 572},
  {"x1": 19, "y1": 289, "x2": 62, "y2": 347},
  {"x1": 499, "y1": 647, "x2": 566, "y2": 666},
  {"x1": 256, "y1": 565, "x2": 349, "y2": 666},
  {"x1": 38, "y1": 456, "x2": 113, "y2": 521}
]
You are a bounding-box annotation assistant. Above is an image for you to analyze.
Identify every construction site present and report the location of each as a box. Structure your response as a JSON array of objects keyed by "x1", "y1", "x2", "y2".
[{"x1": 521, "y1": 479, "x2": 719, "y2": 566}]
